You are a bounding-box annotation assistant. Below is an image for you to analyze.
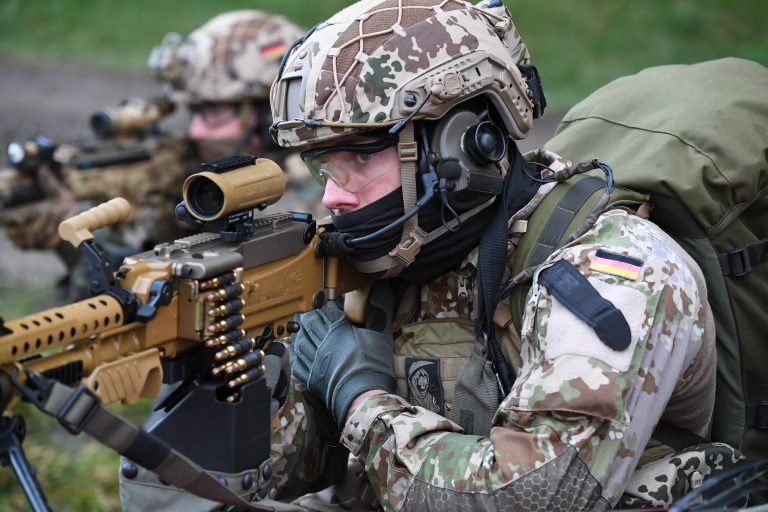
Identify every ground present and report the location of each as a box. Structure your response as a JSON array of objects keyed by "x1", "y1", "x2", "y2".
[{"x1": 0, "y1": 54, "x2": 564, "y2": 315}]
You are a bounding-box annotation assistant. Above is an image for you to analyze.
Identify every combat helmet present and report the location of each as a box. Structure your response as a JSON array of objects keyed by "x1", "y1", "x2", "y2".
[
  {"x1": 271, "y1": 0, "x2": 546, "y2": 278},
  {"x1": 150, "y1": 10, "x2": 304, "y2": 105}
]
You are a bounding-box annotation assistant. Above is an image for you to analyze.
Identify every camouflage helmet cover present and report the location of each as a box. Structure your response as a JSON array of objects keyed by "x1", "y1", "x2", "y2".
[
  {"x1": 149, "y1": 10, "x2": 304, "y2": 104},
  {"x1": 271, "y1": 0, "x2": 535, "y2": 148}
]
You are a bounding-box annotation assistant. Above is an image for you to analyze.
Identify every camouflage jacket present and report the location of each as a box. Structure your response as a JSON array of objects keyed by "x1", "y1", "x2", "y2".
[{"x1": 271, "y1": 205, "x2": 720, "y2": 510}]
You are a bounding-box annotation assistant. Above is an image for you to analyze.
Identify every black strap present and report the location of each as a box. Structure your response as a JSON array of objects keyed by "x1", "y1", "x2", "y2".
[
  {"x1": 718, "y1": 237, "x2": 768, "y2": 277},
  {"x1": 746, "y1": 401, "x2": 768, "y2": 431},
  {"x1": 652, "y1": 420, "x2": 709, "y2": 451},
  {"x1": 538, "y1": 259, "x2": 631, "y2": 351},
  {"x1": 476, "y1": 145, "x2": 539, "y2": 393},
  {"x1": 12, "y1": 371, "x2": 273, "y2": 510},
  {"x1": 527, "y1": 176, "x2": 605, "y2": 268}
]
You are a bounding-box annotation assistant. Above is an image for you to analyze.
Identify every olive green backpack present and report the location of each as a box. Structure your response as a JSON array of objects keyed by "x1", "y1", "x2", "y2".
[{"x1": 510, "y1": 57, "x2": 768, "y2": 462}]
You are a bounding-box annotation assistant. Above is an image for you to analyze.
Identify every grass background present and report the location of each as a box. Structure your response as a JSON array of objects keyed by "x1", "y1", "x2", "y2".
[
  {"x1": 0, "y1": 0, "x2": 766, "y2": 509},
  {"x1": 1, "y1": 0, "x2": 766, "y2": 107}
]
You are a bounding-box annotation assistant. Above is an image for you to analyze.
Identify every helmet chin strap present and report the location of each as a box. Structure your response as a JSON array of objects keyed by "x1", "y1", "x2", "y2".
[
  {"x1": 350, "y1": 122, "x2": 423, "y2": 277},
  {"x1": 348, "y1": 122, "x2": 497, "y2": 278}
]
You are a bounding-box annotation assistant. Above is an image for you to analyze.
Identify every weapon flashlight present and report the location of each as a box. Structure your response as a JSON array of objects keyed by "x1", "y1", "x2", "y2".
[{"x1": 5, "y1": 135, "x2": 57, "y2": 175}]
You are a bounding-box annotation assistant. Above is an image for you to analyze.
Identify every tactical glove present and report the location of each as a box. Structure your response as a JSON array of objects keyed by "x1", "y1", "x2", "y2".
[
  {"x1": 291, "y1": 294, "x2": 395, "y2": 429},
  {"x1": 263, "y1": 340, "x2": 291, "y2": 420}
]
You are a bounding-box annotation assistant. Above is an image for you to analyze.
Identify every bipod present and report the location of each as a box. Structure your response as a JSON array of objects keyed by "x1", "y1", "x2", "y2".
[{"x1": 0, "y1": 415, "x2": 51, "y2": 512}]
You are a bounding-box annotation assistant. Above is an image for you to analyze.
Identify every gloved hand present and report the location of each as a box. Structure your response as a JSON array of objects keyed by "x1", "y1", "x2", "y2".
[
  {"x1": 291, "y1": 290, "x2": 396, "y2": 429},
  {"x1": 263, "y1": 340, "x2": 291, "y2": 420},
  {"x1": 0, "y1": 164, "x2": 75, "y2": 250}
]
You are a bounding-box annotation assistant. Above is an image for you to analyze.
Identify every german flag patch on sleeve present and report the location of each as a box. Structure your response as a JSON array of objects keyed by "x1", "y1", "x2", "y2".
[{"x1": 590, "y1": 249, "x2": 644, "y2": 280}]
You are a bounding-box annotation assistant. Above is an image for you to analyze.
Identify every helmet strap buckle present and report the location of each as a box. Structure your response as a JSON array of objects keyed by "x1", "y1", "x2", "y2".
[{"x1": 388, "y1": 226, "x2": 427, "y2": 267}]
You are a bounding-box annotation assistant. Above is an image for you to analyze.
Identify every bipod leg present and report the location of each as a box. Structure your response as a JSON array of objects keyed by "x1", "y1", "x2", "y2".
[{"x1": 0, "y1": 415, "x2": 51, "y2": 512}]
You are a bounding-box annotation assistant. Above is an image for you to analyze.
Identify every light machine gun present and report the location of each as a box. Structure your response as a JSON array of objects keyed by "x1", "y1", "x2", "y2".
[{"x1": 0, "y1": 155, "x2": 367, "y2": 510}]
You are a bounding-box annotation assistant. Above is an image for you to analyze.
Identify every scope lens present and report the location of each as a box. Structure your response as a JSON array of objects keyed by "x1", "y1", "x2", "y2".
[{"x1": 187, "y1": 176, "x2": 225, "y2": 218}]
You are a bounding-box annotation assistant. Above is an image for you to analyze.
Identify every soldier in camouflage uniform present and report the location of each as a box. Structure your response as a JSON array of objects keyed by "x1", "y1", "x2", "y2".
[
  {"x1": 0, "y1": 10, "x2": 321, "y2": 300},
  {"x1": 149, "y1": 9, "x2": 323, "y2": 219},
  {"x1": 264, "y1": 1, "x2": 743, "y2": 510}
]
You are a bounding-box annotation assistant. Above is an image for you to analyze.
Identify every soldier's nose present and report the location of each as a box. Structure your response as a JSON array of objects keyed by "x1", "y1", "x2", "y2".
[{"x1": 322, "y1": 179, "x2": 359, "y2": 214}]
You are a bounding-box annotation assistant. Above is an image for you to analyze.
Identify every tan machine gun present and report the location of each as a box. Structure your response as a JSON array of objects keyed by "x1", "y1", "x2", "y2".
[{"x1": 0, "y1": 155, "x2": 367, "y2": 510}]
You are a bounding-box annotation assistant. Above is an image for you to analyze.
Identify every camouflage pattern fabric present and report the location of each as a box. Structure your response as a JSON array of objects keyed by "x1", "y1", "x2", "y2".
[
  {"x1": 150, "y1": 10, "x2": 304, "y2": 105},
  {"x1": 68, "y1": 137, "x2": 194, "y2": 245},
  {"x1": 271, "y1": 0, "x2": 535, "y2": 149},
  {"x1": 617, "y1": 443, "x2": 745, "y2": 508},
  {"x1": 0, "y1": 163, "x2": 75, "y2": 250},
  {"x1": 271, "y1": 206, "x2": 717, "y2": 510}
]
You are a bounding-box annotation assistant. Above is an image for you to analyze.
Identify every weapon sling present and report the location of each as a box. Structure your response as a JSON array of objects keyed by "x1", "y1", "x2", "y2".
[{"x1": 12, "y1": 370, "x2": 279, "y2": 511}]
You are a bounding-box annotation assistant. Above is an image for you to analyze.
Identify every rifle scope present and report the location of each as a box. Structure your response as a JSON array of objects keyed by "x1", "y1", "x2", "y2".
[
  {"x1": 182, "y1": 156, "x2": 285, "y2": 222},
  {"x1": 90, "y1": 97, "x2": 175, "y2": 138}
]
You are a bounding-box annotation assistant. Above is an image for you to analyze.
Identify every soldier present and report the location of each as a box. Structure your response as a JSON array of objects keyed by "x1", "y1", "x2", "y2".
[
  {"x1": 0, "y1": 10, "x2": 320, "y2": 300},
  {"x1": 265, "y1": 1, "x2": 742, "y2": 510},
  {"x1": 149, "y1": 8, "x2": 323, "y2": 218}
]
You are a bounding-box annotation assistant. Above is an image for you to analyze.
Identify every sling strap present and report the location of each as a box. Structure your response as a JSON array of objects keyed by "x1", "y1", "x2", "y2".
[{"x1": 12, "y1": 369, "x2": 277, "y2": 511}]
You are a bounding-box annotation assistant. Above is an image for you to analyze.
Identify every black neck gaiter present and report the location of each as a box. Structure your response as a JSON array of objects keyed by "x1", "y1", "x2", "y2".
[{"x1": 331, "y1": 187, "x2": 499, "y2": 284}]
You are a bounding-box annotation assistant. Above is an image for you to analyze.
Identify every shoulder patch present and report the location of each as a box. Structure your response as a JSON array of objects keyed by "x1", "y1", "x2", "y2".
[
  {"x1": 543, "y1": 277, "x2": 647, "y2": 372},
  {"x1": 405, "y1": 357, "x2": 444, "y2": 416},
  {"x1": 591, "y1": 249, "x2": 644, "y2": 280}
]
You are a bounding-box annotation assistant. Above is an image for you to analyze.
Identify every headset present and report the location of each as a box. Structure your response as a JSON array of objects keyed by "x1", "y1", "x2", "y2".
[{"x1": 319, "y1": 98, "x2": 511, "y2": 256}]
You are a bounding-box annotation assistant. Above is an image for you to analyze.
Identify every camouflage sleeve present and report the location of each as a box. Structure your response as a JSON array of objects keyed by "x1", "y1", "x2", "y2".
[
  {"x1": 340, "y1": 210, "x2": 712, "y2": 511},
  {"x1": 270, "y1": 379, "x2": 349, "y2": 501}
]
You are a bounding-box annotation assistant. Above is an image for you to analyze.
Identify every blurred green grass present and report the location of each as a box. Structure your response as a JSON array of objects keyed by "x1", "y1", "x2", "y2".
[
  {"x1": 1, "y1": 0, "x2": 766, "y2": 107},
  {"x1": 0, "y1": 400, "x2": 153, "y2": 510}
]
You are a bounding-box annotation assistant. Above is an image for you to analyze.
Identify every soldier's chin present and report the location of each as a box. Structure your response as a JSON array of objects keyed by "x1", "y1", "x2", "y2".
[{"x1": 192, "y1": 139, "x2": 241, "y2": 163}]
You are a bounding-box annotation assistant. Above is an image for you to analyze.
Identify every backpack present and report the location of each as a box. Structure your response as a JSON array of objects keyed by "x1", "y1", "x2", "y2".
[{"x1": 508, "y1": 57, "x2": 768, "y2": 463}]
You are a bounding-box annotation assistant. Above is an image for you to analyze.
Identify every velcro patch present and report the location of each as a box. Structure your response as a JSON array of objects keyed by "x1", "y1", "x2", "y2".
[
  {"x1": 590, "y1": 249, "x2": 644, "y2": 280},
  {"x1": 405, "y1": 357, "x2": 444, "y2": 415},
  {"x1": 543, "y1": 277, "x2": 647, "y2": 372}
]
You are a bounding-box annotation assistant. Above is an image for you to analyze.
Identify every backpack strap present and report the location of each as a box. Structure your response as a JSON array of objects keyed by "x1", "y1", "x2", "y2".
[
  {"x1": 651, "y1": 420, "x2": 708, "y2": 451},
  {"x1": 527, "y1": 176, "x2": 606, "y2": 267},
  {"x1": 508, "y1": 172, "x2": 647, "y2": 328},
  {"x1": 718, "y1": 236, "x2": 768, "y2": 277}
]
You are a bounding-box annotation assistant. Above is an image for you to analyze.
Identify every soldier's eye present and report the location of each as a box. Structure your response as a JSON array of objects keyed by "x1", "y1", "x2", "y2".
[{"x1": 355, "y1": 153, "x2": 373, "y2": 165}]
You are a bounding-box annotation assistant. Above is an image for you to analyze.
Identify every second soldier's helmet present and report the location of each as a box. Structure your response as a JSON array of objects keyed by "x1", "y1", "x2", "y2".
[{"x1": 150, "y1": 10, "x2": 304, "y2": 105}]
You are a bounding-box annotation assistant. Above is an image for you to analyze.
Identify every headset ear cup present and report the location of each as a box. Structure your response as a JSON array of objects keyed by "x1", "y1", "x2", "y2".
[
  {"x1": 430, "y1": 106, "x2": 507, "y2": 211},
  {"x1": 463, "y1": 121, "x2": 507, "y2": 165}
]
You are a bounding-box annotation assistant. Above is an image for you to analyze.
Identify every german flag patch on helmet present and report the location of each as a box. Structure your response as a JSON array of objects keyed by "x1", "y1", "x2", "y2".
[
  {"x1": 260, "y1": 40, "x2": 287, "y2": 61},
  {"x1": 590, "y1": 249, "x2": 643, "y2": 280}
]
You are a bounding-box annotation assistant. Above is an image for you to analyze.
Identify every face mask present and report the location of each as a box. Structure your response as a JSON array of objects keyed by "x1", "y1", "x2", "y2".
[{"x1": 332, "y1": 187, "x2": 498, "y2": 283}]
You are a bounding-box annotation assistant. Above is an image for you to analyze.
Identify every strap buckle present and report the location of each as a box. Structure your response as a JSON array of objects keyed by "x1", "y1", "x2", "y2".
[
  {"x1": 56, "y1": 385, "x2": 100, "y2": 435},
  {"x1": 727, "y1": 246, "x2": 753, "y2": 277},
  {"x1": 388, "y1": 227, "x2": 426, "y2": 267},
  {"x1": 752, "y1": 401, "x2": 768, "y2": 431},
  {"x1": 397, "y1": 141, "x2": 418, "y2": 162}
]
